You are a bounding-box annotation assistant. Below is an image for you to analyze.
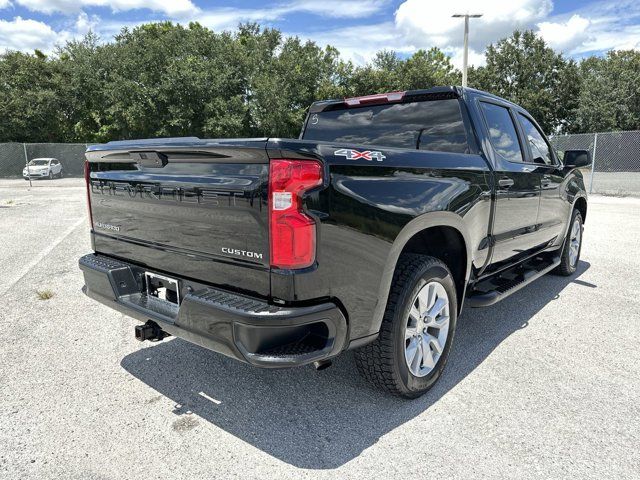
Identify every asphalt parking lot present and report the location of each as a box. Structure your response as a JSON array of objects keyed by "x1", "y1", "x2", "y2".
[{"x1": 1, "y1": 178, "x2": 639, "y2": 479}]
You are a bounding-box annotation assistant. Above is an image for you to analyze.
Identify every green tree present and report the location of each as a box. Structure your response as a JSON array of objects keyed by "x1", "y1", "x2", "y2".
[
  {"x1": 89, "y1": 22, "x2": 248, "y2": 141},
  {"x1": 55, "y1": 32, "x2": 109, "y2": 142},
  {"x1": 399, "y1": 48, "x2": 461, "y2": 89},
  {"x1": 347, "y1": 50, "x2": 401, "y2": 95},
  {"x1": 572, "y1": 50, "x2": 640, "y2": 132},
  {"x1": 469, "y1": 30, "x2": 580, "y2": 133},
  {"x1": 347, "y1": 48, "x2": 460, "y2": 96},
  {"x1": 9, "y1": 22, "x2": 640, "y2": 144},
  {"x1": 246, "y1": 34, "x2": 347, "y2": 137},
  {"x1": 0, "y1": 50, "x2": 64, "y2": 142}
]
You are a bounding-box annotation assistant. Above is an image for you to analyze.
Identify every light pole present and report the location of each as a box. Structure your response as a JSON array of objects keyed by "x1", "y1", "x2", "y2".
[{"x1": 452, "y1": 13, "x2": 482, "y2": 87}]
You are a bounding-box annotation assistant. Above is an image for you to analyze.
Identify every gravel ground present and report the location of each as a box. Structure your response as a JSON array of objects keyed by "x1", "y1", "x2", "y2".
[{"x1": 1, "y1": 178, "x2": 639, "y2": 479}]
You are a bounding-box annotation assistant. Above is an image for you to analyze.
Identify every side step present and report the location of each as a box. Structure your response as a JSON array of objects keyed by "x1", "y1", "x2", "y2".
[{"x1": 466, "y1": 255, "x2": 561, "y2": 308}]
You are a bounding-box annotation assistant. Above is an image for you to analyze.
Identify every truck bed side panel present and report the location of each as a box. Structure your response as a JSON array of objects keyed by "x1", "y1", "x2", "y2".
[{"x1": 268, "y1": 140, "x2": 492, "y2": 340}]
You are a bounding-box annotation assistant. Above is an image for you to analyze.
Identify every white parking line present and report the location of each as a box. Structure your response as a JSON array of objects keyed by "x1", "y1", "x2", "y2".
[
  {"x1": 198, "y1": 391, "x2": 222, "y2": 405},
  {"x1": 0, "y1": 216, "x2": 87, "y2": 296}
]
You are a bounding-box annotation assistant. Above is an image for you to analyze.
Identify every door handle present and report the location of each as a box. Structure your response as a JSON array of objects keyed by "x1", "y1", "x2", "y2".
[{"x1": 498, "y1": 177, "x2": 514, "y2": 189}]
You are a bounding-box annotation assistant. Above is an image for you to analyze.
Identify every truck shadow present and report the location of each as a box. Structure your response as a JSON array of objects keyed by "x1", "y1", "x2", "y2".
[{"x1": 121, "y1": 261, "x2": 591, "y2": 469}]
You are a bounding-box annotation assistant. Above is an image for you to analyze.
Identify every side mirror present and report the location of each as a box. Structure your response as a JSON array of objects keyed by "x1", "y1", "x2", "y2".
[{"x1": 563, "y1": 150, "x2": 591, "y2": 169}]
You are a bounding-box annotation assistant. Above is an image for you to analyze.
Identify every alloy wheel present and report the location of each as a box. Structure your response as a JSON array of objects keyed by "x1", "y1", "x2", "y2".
[
  {"x1": 404, "y1": 281, "x2": 450, "y2": 377},
  {"x1": 569, "y1": 216, "x2": 582, "y2": 267}
]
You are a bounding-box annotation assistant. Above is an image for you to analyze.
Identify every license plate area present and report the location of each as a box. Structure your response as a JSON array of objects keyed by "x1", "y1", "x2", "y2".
[{"x1": 144, "y1": 271, "x2": 180, "y2": 306}]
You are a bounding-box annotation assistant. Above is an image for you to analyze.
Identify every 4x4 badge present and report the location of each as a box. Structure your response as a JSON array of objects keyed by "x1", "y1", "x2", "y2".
[{"x1": 334, "y1": 149, "x2": 385, "y2": 162}]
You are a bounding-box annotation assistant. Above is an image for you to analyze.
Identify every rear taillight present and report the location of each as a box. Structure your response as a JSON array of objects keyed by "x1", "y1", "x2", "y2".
[
  {"x1": 269, "y1": 159, "x2": 323, "y2": 269},
  {"x1": 84, "y1": 160, "x2": 93, "y2": 228}
]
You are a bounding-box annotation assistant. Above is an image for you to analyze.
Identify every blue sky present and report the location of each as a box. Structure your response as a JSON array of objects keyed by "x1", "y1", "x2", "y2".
[{"x1": 0, "y1": 1, "x2": 638, "y2": 66}]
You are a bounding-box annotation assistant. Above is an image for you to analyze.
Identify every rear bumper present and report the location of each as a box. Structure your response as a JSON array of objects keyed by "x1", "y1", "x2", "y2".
[{"x1": 79, "y1": 253, "x2": 348, "y2": 368}]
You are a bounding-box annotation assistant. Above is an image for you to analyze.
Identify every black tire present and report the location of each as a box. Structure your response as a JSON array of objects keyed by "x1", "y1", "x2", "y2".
[
  {"x1": 48, "y1": 171, "x2": 53, "y2": 180},
  {"x1": 553, "y1": 209, "x2": 583, "y2": 276},
  {"x1": 354, "y1": 254, "x2": 458, "y2": 398},
  {"x1": 58, "y1": 170, "x2": 63, "y2": 178}
]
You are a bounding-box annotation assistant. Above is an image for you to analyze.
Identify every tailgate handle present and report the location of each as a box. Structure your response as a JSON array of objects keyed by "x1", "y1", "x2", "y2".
[{"x1": 130, "y1": 151, "x2": 168, "y2": 168}]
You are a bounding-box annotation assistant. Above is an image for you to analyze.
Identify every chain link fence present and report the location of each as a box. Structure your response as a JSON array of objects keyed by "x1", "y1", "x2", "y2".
[
  {"x1": 551, "y1": 130, "x2": 640, "y2": 196},
  {"x1": 1, "y1": 133, "x2": 639, "y2": 195},
  {"x1": 0, "y1": 143, "x2": 88, "y2": 179}
]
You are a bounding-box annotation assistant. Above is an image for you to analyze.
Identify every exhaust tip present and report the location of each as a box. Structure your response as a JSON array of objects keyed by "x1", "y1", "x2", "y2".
[{"x1": 313, "y1": 360, "x2": 332, "y2": 371}]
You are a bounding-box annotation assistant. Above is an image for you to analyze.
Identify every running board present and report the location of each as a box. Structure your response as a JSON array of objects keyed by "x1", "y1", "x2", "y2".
[{"x1": 466, "y1": 255, "x2": 561, "y2": 308}]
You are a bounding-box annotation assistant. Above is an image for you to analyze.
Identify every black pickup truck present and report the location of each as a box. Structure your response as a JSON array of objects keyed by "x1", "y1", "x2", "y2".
[{"x1": 79, "y1": 86, "x2": 589, "y2": 397}]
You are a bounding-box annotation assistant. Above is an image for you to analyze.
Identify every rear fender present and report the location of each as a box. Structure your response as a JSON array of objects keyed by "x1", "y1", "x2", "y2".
[{"x1": 370, "y1": 212, "x2": 473, "y2": 335}]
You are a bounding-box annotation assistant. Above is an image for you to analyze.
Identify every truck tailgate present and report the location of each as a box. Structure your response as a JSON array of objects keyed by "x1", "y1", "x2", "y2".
[{"x1": 85, "y1": 138, "x2": 270, "y2": 297}]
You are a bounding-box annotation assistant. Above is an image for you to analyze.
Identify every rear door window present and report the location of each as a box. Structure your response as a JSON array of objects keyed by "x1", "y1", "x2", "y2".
[
  {"x1": 303, "y1": 99, "x2": 469, "y2": 153},
  {"x1": 479, "y1": 102, "x2": 524, "y2": 163}
]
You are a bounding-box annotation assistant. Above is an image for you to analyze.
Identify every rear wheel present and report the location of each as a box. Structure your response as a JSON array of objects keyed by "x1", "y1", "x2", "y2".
[
  {"x1": 354, "y1": 255, "x2": 457, "y2": 398},
  {"x1": 553, "y1": 209, "x2": 583, "y2": 276}
]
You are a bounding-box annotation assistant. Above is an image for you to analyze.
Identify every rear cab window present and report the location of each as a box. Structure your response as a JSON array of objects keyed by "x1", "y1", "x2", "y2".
[{"x1": 303, "y1": 98, "x2": 470, "y2": 154}]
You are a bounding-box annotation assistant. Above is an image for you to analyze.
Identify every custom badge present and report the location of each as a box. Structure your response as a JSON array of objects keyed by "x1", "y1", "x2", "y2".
[{"x1": 334, "y1": 149, "x2": 386, "y2": 162}]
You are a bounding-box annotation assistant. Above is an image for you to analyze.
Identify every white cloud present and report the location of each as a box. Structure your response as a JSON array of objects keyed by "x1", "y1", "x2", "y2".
[
  {"x1": 537, "y1": 14, "x2": 590, "y2": 52},
  {"x1": 449, "y1": 46, "x2": 486, "y2": 69},
  {"x1": 0, "y1": 12, "x2": 107, "y2": 53},
  {"x1": 11, "y1": 0, "x2": 386, "y2": 20},
  {"x1": 299, "y1": 0, "x2": 555, "y2": 68},
  {"x1": 74, "y1": 11, "x2": 100, "y2": 35},
  {"x1": 197, "y1": 7, "x2": 284, "y2": 32},
  {"x1": 15, "y1": 0, "x2": 199, "y2": 17},
  {"x1": 324, "y1": 0, "x2": 640, "y2": 67},
  {"x1": 395, "y1": 0, "x2": 552, "y2": 50},
  {"x1": 577, "y1": 23, "x2": 640, "y2": 53},
  {"x1": 0, "y1": 16, "x2": 59, "y2": 52},
  {"x1": 0, "y1": 1, "x2": 391, "y2": 54},
  {"x1": 394, "y1": 0, "x2": 554, "y2": 67},
  {"x1": 288, "y1": 0, "x2": 389, "y2": 18},
  {"x1": 297, "y1": 21, "x2": 408, "y2": 64},
  {"x1": 196, "y1": 1, "x2": 389, "y2": 31},
  {"x1": 0, "y1": 0, "x2": 12, "y2": 9},
  {"x1": 2, "y1": 0, "x2": 639, "y2": 68}
]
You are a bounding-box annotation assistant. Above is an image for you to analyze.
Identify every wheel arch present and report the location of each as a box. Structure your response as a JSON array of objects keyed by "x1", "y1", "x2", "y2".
[
  {"x1": 370, "y1": 212, "x2": 472, "y2": 336},
  {"x1": 574, "y1": 196, "x2": 587, "y2": 224},
  {"x1": 558, "y1": 194, "x2": 588, "y2": 244}
]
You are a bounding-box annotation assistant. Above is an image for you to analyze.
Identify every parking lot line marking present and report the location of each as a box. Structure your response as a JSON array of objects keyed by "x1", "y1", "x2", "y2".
[
  {"x1": 1, "y1": 216, "x2": 87, "y2": 296},
  {"x1": 198, "y1": 391, "x2": 222, "y2": 405}
]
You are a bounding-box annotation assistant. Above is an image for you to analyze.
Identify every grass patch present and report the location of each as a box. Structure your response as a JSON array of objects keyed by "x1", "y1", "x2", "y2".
[
  {"x1": 36, "y1": 289, "x2": 54, "y2": 300},
  {"x1": 5, "y1": 199, "x2": 14, "y2": 205}
]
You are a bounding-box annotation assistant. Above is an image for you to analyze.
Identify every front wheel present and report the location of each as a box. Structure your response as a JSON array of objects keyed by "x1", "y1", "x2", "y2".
[
  {"x1": 553, "y1": 209, "x2": 583, "y2": 276},
  {"x1": 354, "y1": 255, "x2": 458, "y2": 398},
  {"x1": 48, "y1": 171, "x2": 53, "y2": 180}
]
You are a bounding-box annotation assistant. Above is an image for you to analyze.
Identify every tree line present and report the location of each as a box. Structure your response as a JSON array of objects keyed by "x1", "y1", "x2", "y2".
[{"x1": 0, "y1": 22, "x2": 638, "y2": 143}]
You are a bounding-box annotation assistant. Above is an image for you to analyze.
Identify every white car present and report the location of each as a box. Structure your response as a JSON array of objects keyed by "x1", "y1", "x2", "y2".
[{"x1": 23, "y1": 158, "x2": 63, "y2": 180}]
